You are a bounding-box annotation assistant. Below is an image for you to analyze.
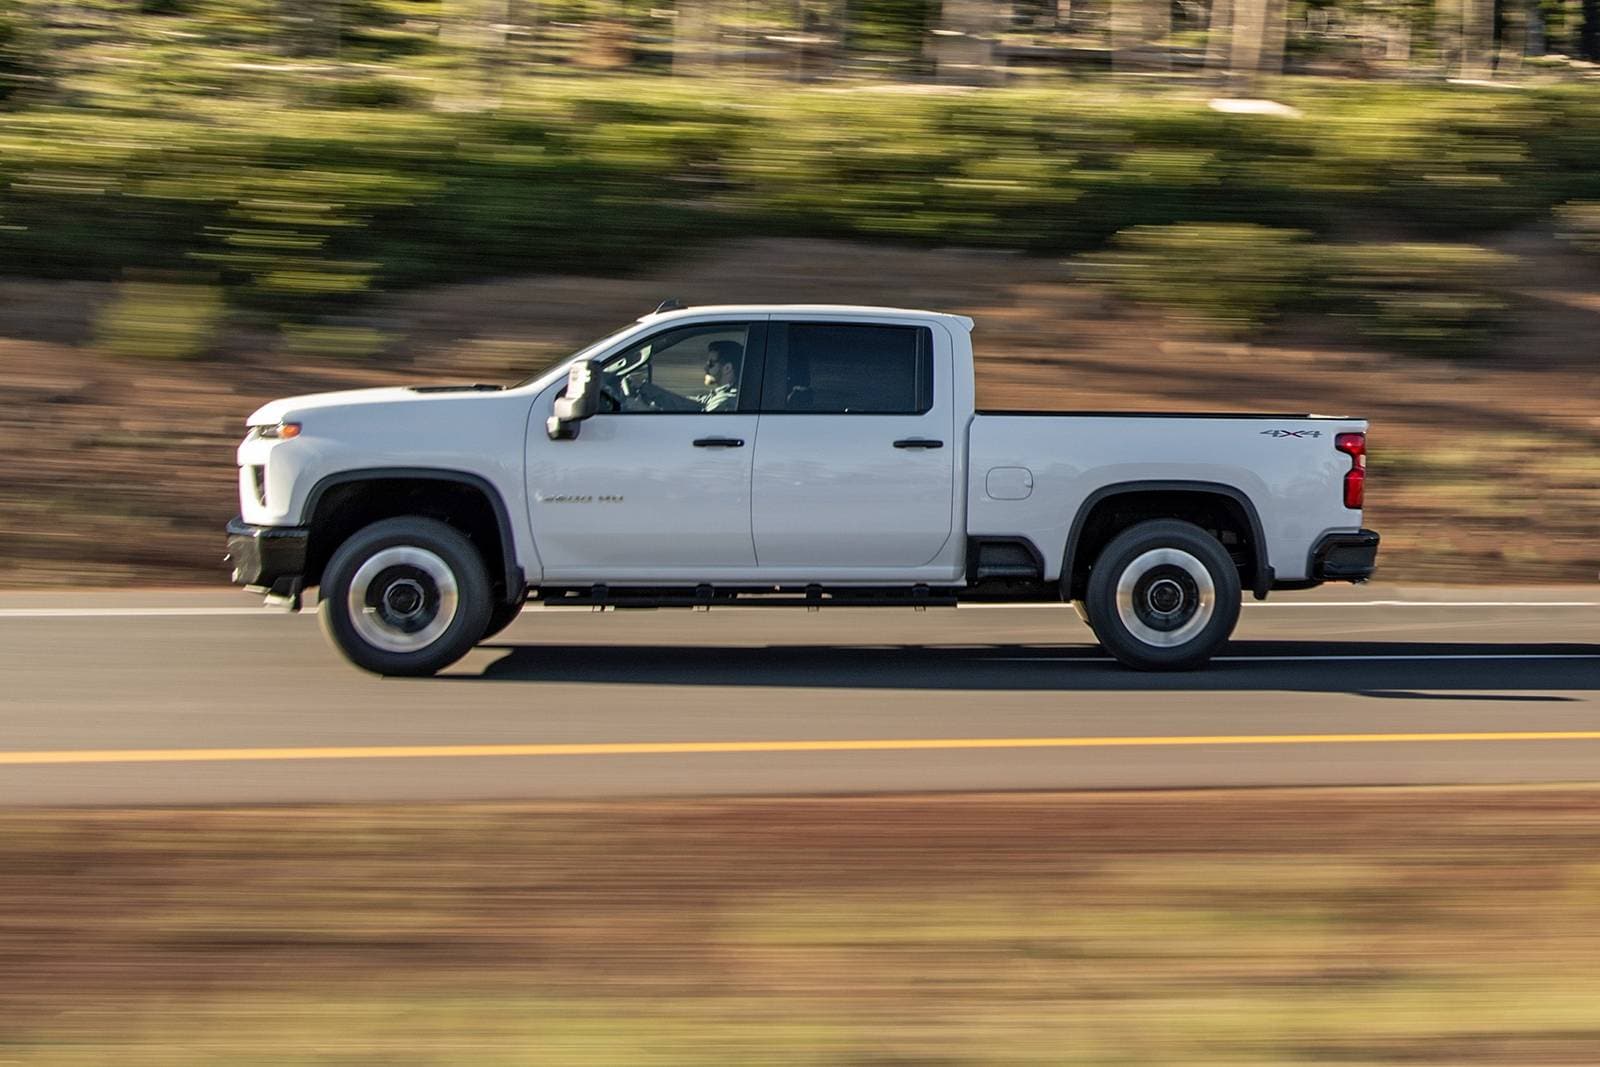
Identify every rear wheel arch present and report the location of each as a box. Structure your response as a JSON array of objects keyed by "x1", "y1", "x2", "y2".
[
  {"x1": 300, "y1": 468, "x2": 523, "y2": 603},
  {"x1": 1059, "y1": 481, "x2": 1270, "y2": 602}
]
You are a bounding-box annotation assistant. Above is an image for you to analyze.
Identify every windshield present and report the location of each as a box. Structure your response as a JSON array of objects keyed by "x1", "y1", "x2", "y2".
[{"x1": 511, "y1": 320, "x2": 640, "y2": 389}]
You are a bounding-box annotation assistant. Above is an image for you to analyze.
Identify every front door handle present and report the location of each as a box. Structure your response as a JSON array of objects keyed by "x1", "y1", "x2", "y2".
[
  {"x1": 893, "y1": 438, "x2": 944, "y2": 450},
  {"x1": 693, "y1": 437, "x2": 745, "y2": 448}
]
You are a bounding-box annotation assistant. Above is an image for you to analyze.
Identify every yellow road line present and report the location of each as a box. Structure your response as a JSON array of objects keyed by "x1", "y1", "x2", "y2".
[{"x1": 6, "y1": 731, "x2": 1600, "y2": 766}]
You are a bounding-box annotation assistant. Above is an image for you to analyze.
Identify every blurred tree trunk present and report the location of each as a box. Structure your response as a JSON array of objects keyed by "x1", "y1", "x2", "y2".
[
  {"x1": 1495, "y1": 0, "x2": 1524, "y2": 71},
  {"x1": 1583, "y1": 0, "x2": 1600, "y2": 59},
  {"x1": 505, "y1": 0, "x2": 534, "y2": 56},
  {"x1": 932, "y1": 0, "x2": 1001, "y2": 82},
  {"x1": 444, "y1": 0, "x2": 510, "y2": 51},
  {"x1": 1384, "y1": 18, "x2": 1411, "y2": 65},
  {"x1": 1260, "y1": 0, "x2": 1285, "y2": 70},
  {"x1": 1112, "y1": 0, "x2": 1170, "y2": 70},
  {"x1": 1224, "y1": 0, "x2": 1282, "y2": 76},
  {"x1": 278, "y1": 0, "x2": 340, "y2": 57},
  {"x1": 1229, "y1": 0, "x2": 1263, "y2": 73},
  {"x1": 674, "y1": 0, "x2": 718, "y2": 73},
  {"x1": 1435, "y1": 0, "x2": 1488, "y2": 75},
  {"x1": 1525, "y1": 0, "x2": 1545, "y2": 55},
  {"x1": 1459, "y1": 0, "x2": 1493, "y2": 76},
  {"x1": 1205, "y1": 0, "x2": 1234, "y2": 72},
  {"x1": 441, "y1": 0, "x2": 511, "y2": 105}
]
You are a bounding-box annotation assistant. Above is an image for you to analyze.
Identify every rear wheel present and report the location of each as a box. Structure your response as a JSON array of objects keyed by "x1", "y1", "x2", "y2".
[
  {"x1": 319, "y1": 517, "x2": 492, "y2": 677},
  {"x1": 1084, "y1": 519, "x2": 1241, "y2": 671}
]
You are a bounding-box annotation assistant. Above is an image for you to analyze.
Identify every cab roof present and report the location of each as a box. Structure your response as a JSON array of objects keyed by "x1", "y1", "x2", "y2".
[{"x1": 636, "y1": 304, "x2": 975, "y2": 332}]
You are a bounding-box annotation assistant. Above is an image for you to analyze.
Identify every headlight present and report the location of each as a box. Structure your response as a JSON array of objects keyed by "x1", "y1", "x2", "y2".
[{"x1": 249, "y1": 421, "x2": 301, "y2": 440}]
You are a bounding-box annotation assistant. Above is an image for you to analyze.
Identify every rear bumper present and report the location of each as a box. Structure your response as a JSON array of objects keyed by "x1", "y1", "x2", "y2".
[
  {"x1": 1309, "y1": 528, "x2": 1380, "y2": 582},
  {"x1": 225, "y1": 516, "x2": 309, "y2": 595}
]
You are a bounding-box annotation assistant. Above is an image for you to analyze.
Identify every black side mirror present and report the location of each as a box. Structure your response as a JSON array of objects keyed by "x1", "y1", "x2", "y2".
[{"x1": 547, "y1": 359, "x2": 601, "y2": 440}]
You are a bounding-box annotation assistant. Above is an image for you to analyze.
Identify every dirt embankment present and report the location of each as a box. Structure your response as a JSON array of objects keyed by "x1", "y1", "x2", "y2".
[
  {"x1": 1, "y1": 235, "x2": 1595, "y2": 587},
  {"x1": 3, "y1": 789, "x2": 1600, "y2": 1064}
]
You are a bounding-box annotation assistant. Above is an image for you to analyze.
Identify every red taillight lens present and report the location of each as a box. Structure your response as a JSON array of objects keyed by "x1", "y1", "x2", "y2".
[
  {"x1": 1336, "y1": 432, "x2": 1366, "y2": 509},
  {"x1": 1343, "y1": 467, "x2": 1366, "y2": 509}
]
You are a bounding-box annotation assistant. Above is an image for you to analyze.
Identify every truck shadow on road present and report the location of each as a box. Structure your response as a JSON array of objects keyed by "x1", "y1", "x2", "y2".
[{"x1": 470, "y1": 640, "x2": 1595, "y2": 694}]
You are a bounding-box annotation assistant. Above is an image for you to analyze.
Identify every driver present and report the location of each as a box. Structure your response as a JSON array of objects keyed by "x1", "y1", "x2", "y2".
[{"x1": 695, "y1": 340, "x2": 742, "y2": 412}]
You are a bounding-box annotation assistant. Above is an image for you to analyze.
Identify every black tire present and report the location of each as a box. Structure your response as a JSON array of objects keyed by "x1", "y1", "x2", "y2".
[
  {"x1": 480, "y1": 596, "x2": 525, "y2": 642},
  {"x1": 318, "y1": 516, "x2": 493, "y2": 677},
  {"x1": 1083, "y1": 519, "x2": 1241, "y2": 671}
]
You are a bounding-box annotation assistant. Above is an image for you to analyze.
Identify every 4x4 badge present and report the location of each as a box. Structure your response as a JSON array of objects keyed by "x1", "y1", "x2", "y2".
[{"x1": 1260, "y1": 429, "x2": 1323, "y2": 438}]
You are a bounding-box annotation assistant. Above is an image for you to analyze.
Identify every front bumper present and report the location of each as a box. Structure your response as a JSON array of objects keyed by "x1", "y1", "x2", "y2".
[
  {"x1": 225, "y1": 516, "x2": 309, "y2": 595},
  {"x1": 1310, "y1": 528, "x2": 1380, "y2": 582}
]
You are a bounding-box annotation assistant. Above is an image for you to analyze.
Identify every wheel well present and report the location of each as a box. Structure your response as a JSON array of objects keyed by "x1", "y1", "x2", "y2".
[
  {"x1": 1063, "y1": 489, "x2": 1260, "y2": 600},
  {"x1": 302, "y1": 476, "x2": 512, "y2": 598}
]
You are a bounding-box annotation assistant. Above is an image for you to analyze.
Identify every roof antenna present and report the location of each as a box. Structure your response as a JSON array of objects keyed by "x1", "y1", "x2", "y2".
[{"x1": 653, "y1": 298, "x2": 685, "y2": 314}]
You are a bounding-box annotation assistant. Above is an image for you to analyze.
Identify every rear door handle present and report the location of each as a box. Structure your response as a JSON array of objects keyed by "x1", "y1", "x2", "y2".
[
  {"x1": 693, "y1": 437, "x2": 745, "y2": 448},
  {"x1": 893, "y1": 438, "x2": 944, "y2": 450}
]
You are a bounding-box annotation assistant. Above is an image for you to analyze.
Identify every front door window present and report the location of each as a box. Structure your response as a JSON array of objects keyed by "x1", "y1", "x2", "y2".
[{"x1": 599, "y1": 323, "x2": 753, "y2": 414}]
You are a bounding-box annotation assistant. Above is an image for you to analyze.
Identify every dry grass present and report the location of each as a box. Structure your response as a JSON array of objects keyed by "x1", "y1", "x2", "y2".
[{"x1": 3, "y1": 789, "x2": 1600, "y2": 1064}]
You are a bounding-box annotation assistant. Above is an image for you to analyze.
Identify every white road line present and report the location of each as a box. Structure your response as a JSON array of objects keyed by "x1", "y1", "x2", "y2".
[
  {"x1": 988, "y1": 654, "x2": 1600, "y2": 663},
  {"x1": 1245, "y1": 602, "x2": 1598, "y2": 608},
  {"x1": 0, "y1": 607, "x2": 286, "y2": 618},
  {"x1": 961, "y1": 601, "x2": 1598, "y2": 609}
]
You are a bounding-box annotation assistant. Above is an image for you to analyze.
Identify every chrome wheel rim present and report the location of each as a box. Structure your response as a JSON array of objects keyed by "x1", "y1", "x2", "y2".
[
  {"x1": 347, "y1": 546, "x2": 459, "y2": 654},
  {"x1": 1115, "y1": 548, "x2": 1215, "y2": 648}
]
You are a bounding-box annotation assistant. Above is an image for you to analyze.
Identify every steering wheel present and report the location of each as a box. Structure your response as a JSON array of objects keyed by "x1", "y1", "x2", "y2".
[{"x1": 596, "y1": 368, "x2": 627, "y2": 413}]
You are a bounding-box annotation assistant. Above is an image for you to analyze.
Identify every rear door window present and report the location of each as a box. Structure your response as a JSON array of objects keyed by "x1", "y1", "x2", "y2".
[{"x1": 760, "y1": 323, "x2": 933, "y2": 415}]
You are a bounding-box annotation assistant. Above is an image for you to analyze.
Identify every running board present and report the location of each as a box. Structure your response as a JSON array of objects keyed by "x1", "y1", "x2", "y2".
[{"x1": 534, "y1": 584, "x2": 961, "y2": 610}]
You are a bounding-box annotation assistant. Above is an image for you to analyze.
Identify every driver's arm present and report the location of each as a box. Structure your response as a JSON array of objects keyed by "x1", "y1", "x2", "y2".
[{"x1": 624, "y1": 375, "x2": 701, "y2": 412}]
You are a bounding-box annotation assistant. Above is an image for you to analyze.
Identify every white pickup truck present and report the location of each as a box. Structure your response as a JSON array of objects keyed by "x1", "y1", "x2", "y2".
[{"x1": 228, "y1": 304, "x2": 1378, "y2": 675}]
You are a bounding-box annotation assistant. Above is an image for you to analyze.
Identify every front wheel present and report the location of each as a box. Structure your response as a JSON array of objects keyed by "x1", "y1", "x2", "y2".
[
  {"x1": 480, "y1": 595, "x2": 525, "y2": 642},
  {"x1": 1084, "y1": 519, "x2": 1241, "y2": 671},
  {"x1": 319, "y1": 517, "x2": 492, "y2": 677}
]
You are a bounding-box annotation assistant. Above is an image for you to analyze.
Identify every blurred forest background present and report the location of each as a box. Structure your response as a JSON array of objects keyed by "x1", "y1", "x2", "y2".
[{"x1": 0, "y1": 0, "x2": 1595, "y2": 586}]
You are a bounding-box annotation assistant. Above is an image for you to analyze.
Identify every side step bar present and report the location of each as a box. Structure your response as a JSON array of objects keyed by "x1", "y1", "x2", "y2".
[{"x1": 534, "y1": 584, "x2": 961, "y2": 610}]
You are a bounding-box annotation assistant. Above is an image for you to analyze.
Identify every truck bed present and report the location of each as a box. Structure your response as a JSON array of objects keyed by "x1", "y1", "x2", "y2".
[{"x1": 966, "y1": 412, "x2": 1367, "y2": 584}]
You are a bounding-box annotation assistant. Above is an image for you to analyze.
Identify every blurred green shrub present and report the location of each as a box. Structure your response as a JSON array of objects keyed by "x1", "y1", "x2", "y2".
[
  {"x1": 0, "y1": 0, "x2": 47, "y2": 104},
  {"x1": 282, "y1": 322, "x2": 390, "y2": 360},
  {"x1": 723, "y1": 91, "x2": 1245, "y2": 250},
  {"x1": 320, "y1": 76, "x2": 427, "y2": 110},
  {"x1": 1077, "y1": 225, "x2": 1513, "y2": 356},
  {"x1": 1078, "y1": 224, "x2": 1315, "y2": 335},
  {"x1": 1, "y1": 79, "x2": 1597, "y2": 331},
  {"x1": 847, "y1": 0, "x2": 939, "y2": 68},
  {"x1": 95, "y1": 279, "x2": 225, "y2": 360},
  {"x1": 1276, "y1": 86, "x2": 1547, "y2": 234},
  {"x1": 1325, "y1": 243, "x2": 1515, "y2": 356},
  {"x1": 1554, "y1": 201, "x2": 1600, "y2": 256}
]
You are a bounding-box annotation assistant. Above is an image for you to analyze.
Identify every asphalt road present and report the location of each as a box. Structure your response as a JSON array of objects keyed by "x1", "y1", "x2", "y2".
[{"x1": 1, "y1": 586, "x2": 1597, "y2": 805}]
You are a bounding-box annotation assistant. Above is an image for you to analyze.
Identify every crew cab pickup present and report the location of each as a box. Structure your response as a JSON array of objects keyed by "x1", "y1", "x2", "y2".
[{"x1": 227, "y1": 304, "x2": 1379, "y2": 675}]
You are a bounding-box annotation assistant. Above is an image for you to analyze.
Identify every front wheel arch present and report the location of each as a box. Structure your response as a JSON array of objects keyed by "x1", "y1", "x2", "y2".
[{"x1": 300, "y1": 468, "x2": 523, "y2": 604}]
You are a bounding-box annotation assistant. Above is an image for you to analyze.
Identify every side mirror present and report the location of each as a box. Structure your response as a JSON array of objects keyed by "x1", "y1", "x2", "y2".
[{"x1": 547, "y1": 359, "x2": 601, "y2": 440}]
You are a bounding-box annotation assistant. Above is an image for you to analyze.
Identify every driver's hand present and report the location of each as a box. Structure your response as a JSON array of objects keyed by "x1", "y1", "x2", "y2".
[{"x1": 620, "y1": 372, "x2": 656, "y2": 410}]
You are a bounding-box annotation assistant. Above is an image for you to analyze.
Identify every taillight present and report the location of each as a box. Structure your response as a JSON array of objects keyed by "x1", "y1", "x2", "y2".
[{"x1": 1335, "y1": 432, "x2": 1366, "y2": 510}]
